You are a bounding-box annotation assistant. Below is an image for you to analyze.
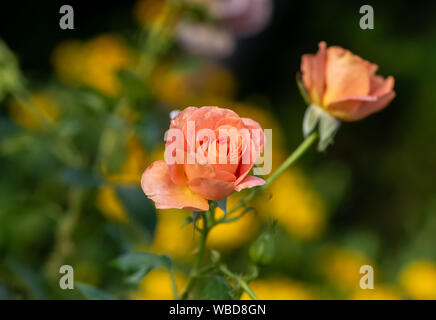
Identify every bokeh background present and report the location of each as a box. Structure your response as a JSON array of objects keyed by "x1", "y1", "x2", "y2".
[{"x1": 0, "y1": 0, "x2": 436, "y2": 300}]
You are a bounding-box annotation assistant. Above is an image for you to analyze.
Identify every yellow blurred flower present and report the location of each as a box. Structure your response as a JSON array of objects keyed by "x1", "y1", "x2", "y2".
[
  {"x1": 255, "y1": 168, "x2": 326, "y2": 241},
  {"x1": 149, "y1": 209, "x2": 195, "y2": 261},
  {"x1": 152, "y1": 60, "x2": 236, "y2": 107},
  {"x1": 318, "y1": 246, "x2": 372, "y2": 292},
  {"x1": 351, "y1": 285, "x2": 402, "y2": 300},
  {"x1": 96, "y1": 138, "x2": 156, "y2": 222},
  {"x1": 131, "y1": 269, "x2": 186, "y2": 300},
  {"x1": 84, "y1": 35, "x2": 136, "y2": 95},
  {"x1": 50, "y1": 40, "x2": 84, "y2": 86},
  {"x1": 105, "y1": 136, "x2": 150, "y2": 184},
  {"x1": 206, "y1": 193, "x2": 260, "y2": 252},
  {"x1": 241, "y1": 277, "x2": 315, "y2": 300},
  {"x1": 96, "y1": 187, "x2": 127, "y2": 223},
  {"x1": 52, "y1": 34, "x2": 136, "y2": 96},
  {"x1": 400, "y1": 260, "x2": 436, "y2": 300},
  {"x1": 8, "y1": 93, "x2": 59, "y2": 130}
]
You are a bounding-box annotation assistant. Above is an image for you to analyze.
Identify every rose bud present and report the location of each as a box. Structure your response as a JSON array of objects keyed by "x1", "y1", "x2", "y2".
[{"x1": 299, "y1": 41, "x2": 396, "y2": 150}]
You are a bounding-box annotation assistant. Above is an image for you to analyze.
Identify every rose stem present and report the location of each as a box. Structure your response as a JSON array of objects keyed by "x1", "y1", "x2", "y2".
[
  {"x1": 179, "y1": 131, "x2": 318, "y2": 299},
  {"x1": 179, "y1": 211, "x2": 210, "y2": 300},
  {"x1": 219, "y1": 264, "x2": 258, "y2": 300}
]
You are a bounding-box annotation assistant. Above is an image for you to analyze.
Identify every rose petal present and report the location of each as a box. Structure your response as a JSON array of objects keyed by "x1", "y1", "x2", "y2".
[
  {"x1": 165, "y1": 147, "x2": 187, "y2": 185},
  {"x1": 214, "y1": 170, "x2": 237, "y2": 183},
  {"x1": 168, "y1": 163, "x2": 186, "y2": 185},
  {"x1": 352, "y1": 91, "x2": 396, "y2": 121},
  {"x1": 369, "y1": 75, "x2": 394, "y2": 97},
  {"x1": 211, "y1": 163, "x2": 239, "y2": 175},
  {"x1": 323, "y1": 46, "x2": 372, "y2": 107},
  {"x1": 235, "y1": 175, "x2": 265, "y2": 192},
  {"x1": 235, "y1": 117, "x2": 264, "y2": 185},
  {"x1": 193, "y1": 106, "x2": 240, "y2": 132},
  {"x1": 185, "y1": 162, "x2": 215, "y2": 181},
  {"x1": 241, "y1": 117, "x2": 264, "y2": 152},
  {"x1": 327, "y1": 73, "x2": 395, "y2": 121},
  {"x1": 166, "y1": 109, "x2": 198, "y2": 184},
  {"x1": 241, "y1": 117, "x2": 263, "y2": 132},
  {"x1": 188, "y1": 178, "x2": 235, "y2": 200},
  {"x1": 169, "y1": 106, "x2": 198, "y2": 131},
  {"x1": 141, "y1": 160, "x2": 209, "y2": 211},
  {"x1": 215, "y1": 116, "x2": 245, "y2": 130},
  {"x1": 301, "y1": 41, "x2": 327, "y2": 105},
  {"x1": 326, "y1": 95, "x2": 377, "y2": 121}
]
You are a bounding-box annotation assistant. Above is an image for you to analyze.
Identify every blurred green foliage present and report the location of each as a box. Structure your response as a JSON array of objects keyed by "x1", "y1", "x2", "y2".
[{"x1": 0, "y1": 0, "x2": 436, "y2": 300}]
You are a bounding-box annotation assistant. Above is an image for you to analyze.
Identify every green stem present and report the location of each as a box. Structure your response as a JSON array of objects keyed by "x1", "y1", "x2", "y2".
[
  {"x1": 219, "y1": 265, "x2": 258, "y2": 300},
  {"x1": 93, "y1": 97, "x2": 130, "y2": 172},
  {"x1": 228, "y1": 131, "x2": 318, "y2": 215},
  {"x1": 179, "y1": 212, "x2": 209, "y2": 300},
  {"x1": 169, "y1": 269, "x2": 179, "y2": 300},
  {"x1": 45, "y1": 188, "x2": 84, "y2": 278},
  {"x1": 263, "y1": 131, "x2": 318, "y2": 188},
  {"x1": 179, "y1": 131, "x2": 318, "y2": 299},
  {"x1": 137, "y1": 1, "x2": 179, "y2": 78}
]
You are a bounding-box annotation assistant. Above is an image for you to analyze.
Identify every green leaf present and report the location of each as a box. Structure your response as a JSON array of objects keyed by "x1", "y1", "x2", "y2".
[
  {"x1": 342, "y1": 230, "x2": 380, "y2": 260},
  {"x1": 117, "y1": 69, "x2": 150, "y2": 102},
  {"x1": 192, "y1": 211, "x2": 201, "y2": 231},
  {"x1": 303, "y1": 104, "x2": 322, "y2": 137},
  {"x1": 160, "y1": 254, "x2": 173, "y2": 270},
  {"x1": 210, "y1": 250, "x2": 221, "y2": 264},
  {"x1": 0, "y1": 39, "x2": 24, "y2": 102},
  {"x1": 175, "y1": 57, "x2": 201, "y2": 72},
  {"x1": 302, "y1": 104, "x2": 340, "y2": 152},
  {"x1": 113, "y1": 252, "x2": 172, "y2": 284},
  {"x1": 76, "y1": 283, "x2": 117, "y2": 300},
  {"x1": 136, "y1": 115, "x2": 163, "y2": 153},
  {"x1": 125, "y1": 267, "x2": 149, "y2": 284},
  {"x1": 115, "y1": 186, "x2": 157, "y2": 240},
  {"x1": 182, "y1": 215, "x2": 193, "y2": 226},
  {"x1": 202, "y1": 276, "x2": 233, "y2": 300},
  {"x1": 60, "y1": 168, "x2": 103, "y2": 188},
  {"x1": 6, "y1": 258, "x2": 48, "y2": 299},
  {"x1": 318, "y1": 111, "x2": 340, "y2": 152},
  {"x1": 0, "y1": 133, "x2": 33, "y2": 156},
  {"x1": 219, "y1": 207, "x2": 255, "y2": 224},
  {"x1": 0, "y1": 284, "x2": 12, "y2": 300},
  {"x1": 101, "y1": 127, "x2": 127, "y2": 173},
  {"x1": 249, "y1": 231, "x2": 276, "y2": 265},
  {"x1": 296, "y1": 73, "x2": 311, "y2": 106},
  {"x1": 0, "y1": 117, "x2": 17, "y2": 139},
  {"x1": 73, "y1": 89, "x2": 108, "y2": 114}
]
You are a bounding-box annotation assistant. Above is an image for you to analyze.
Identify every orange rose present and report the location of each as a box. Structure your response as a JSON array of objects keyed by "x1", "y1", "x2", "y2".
[
  {"x1": 301, "y1": 41, "x2": 395, "y2": 121},
  {"x1": 141, "y1": 106, "x2": 265, "y2": 211}
]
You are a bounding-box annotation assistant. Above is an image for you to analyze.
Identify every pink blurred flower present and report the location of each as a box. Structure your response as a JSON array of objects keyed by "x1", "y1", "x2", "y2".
[
  {"x1": 177, "y1": 0, "x2": 273, "y2": 57},
  {"x1": 210, "y1": 0, "x2": 273, "y2": 37},
  {"x1": 176, "y1": 22, "x2": 235, "y2": 58}
]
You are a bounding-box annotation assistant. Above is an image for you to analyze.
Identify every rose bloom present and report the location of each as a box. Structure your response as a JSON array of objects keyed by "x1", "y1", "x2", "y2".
[
  {"x1": 301, "y1": 41, "x2": 395, "y2": 121},
  {"x1": 141, "y1": 106, "x2": 265, "y2": 211}
]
